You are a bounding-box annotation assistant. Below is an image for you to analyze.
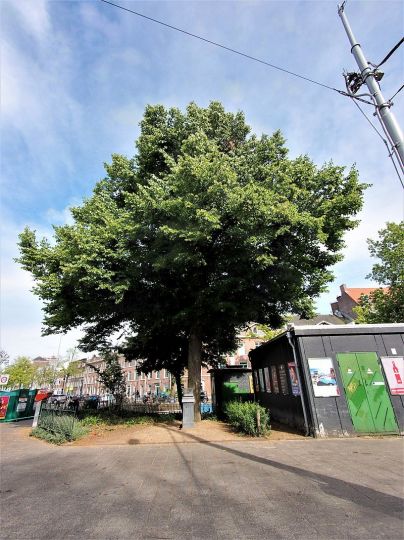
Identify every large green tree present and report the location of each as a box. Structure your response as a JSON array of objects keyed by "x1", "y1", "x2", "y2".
[
  {"x1": 355, "y1": 221, "x2": 404, "y2": 323},
  {"x1": 7, "y1": 357, "x2": 37, "y2": 389},
  {"x1": 17, "y1": 102, "x2": 366, "y2": 420},
  {"x1": 35, "y1": 366, "x2": 58, "y2": 388}
]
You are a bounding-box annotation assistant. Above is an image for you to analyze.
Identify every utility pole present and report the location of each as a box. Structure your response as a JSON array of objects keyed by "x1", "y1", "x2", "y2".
[{"x1": 338, "y1": 2, "x2": 404, "y2": 171}]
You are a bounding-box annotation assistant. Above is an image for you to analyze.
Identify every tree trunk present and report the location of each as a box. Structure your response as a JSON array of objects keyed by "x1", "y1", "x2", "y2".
[
  {"x1": 174, "y1": 370, "x2": 183, "y2": 411},
  {"x1": 188, "y1": 331, "x2": 202, "y2": 422}
]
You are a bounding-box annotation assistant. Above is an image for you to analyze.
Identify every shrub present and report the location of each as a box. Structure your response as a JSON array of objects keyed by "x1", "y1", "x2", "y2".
[
  {"x1": 31, "y1": 422, "x2": 88, "y2": 445},
  {"x1": 33, "y1": 409, "x2": 89, "y2": 444},
  {"x1": 31, "y1": 427, "x2": 66, "y2": 445},
  {"x1": 225, "y1": 401, "x2": 270, "y2": 437}
]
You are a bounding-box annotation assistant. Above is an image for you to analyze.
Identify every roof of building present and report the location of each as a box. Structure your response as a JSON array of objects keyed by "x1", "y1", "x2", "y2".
[
  {"x1": 290, "y1": 323, "x2": 403, "y2": 336},
  {"x1": 249, "y1": 323, "x2": 404, "y2": 356},
  {"x1": 290, "y1": 315, "x2": 345, "y2": 326},
  {"x1": 342, "y1": 287, "x2": 388, "y2": 303}
]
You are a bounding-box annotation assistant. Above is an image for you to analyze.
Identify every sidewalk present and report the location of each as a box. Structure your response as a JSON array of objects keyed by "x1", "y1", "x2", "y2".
[{"x1": 1, "y1": 421, "x2": 403, "y2": 539}]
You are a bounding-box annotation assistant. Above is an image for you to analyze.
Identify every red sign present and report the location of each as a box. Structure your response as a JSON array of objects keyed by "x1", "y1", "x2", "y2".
[
  {"x1": 381, "y1": 357, "x2": 404, "y2": 395},
  {"x1": 0, "y1": 396, "x2": 10, "y2": 419},
  {"x1": 35, "y1": 391, "x2": 52, "y2": 402}
]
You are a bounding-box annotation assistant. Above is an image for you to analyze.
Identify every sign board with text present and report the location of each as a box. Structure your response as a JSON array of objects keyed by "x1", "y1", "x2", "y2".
[{"x1": 380, "y1": 357, "x2": 404, "y2": 395}]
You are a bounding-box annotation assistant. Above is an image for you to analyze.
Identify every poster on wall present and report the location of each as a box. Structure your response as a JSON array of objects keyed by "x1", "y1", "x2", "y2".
[
  {"x1": 380, "y1": 357, "x2": 404, "y2": 395},
  {"x1": 258, "y1": 369, "x2": 265, "y2": 392},
  {"x1": 264, "y1": 367, "x2": 271, "y2": 393},
  {"x1": 253, "y1": 371, "x2": 259, "y2": 392},
  {"x1": 278, "y1": 364, "x2": 289, "y2": 395},
  {"x1": 0, "y1": 396, "x2": 10, "y2": 419},
  {"x1": 288, "y1": 362, "x2": 300, "y2": 396},
  {"x1": 308, "y1": 358, "x2": 339, "y2": 397},
  {"x1": 271, "y1": 366, "x2": 279, "y2": 394},
  {"x1": 16, "y1": 398, "x2": 28, "y2": 412}
]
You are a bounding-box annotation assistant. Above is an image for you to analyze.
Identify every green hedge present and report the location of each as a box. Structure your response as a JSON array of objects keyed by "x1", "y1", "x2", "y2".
[{"x1": 225, "y1": 401, "x2": 270, "y2": 437}]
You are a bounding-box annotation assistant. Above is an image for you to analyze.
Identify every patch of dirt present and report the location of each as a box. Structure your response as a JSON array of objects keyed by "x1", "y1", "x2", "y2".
[{"x1": 71, "y1": 419, "x2": 305, "y2": 446}]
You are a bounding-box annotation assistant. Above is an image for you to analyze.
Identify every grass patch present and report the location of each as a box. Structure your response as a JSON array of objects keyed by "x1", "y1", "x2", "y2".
[
  {"x1": 225, "y1": 401, "x2": 270, "y2": 437},
  {"x1": 78, "y1": 410, "x2": 179, "y2": 428},
  {"x1": 201, "y1": 412, "x2": 218, "y2": 421}
]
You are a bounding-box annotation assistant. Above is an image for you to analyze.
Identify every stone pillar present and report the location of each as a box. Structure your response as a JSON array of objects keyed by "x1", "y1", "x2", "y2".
[{"x1": 182, "y1": 389, "x2": 195, "y2": 429}]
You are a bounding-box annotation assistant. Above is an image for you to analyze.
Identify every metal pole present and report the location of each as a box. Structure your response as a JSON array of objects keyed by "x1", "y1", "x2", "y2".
[{"x1": 338, "y1": 3, "x2": 404, "y2": 170}]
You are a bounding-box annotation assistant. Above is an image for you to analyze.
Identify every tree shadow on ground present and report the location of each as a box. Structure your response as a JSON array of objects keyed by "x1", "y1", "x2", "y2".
[{"x1": 158, "y1": 423, "x2": 403, "y2": 519}]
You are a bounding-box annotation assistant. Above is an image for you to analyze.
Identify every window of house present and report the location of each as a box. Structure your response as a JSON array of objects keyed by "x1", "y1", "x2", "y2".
[
  {"x1": 147, "y1": 373, "x2": 151, "y2": 379},
  {"x1": 155, "y1": 371, "x2": 160, "y2": 379},
  {"x1": 127, "y1": 372, "x2": 131, "y2": 382}
]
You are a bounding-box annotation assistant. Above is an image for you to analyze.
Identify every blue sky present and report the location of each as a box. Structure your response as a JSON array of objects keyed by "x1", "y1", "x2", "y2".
[{"x1": 1, "y1": 0, "x2": 403, "y2": 360}]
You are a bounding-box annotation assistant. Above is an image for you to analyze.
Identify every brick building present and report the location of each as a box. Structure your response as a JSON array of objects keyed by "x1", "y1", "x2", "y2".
[
  {"x1": 225, "y1": 324, "x2": 266, "y2": 368},
  {"x1": 82, "y1": 356, "x2": 181, "y2": 400},
  {"x1": 331, "y1": 284, "x2": 388, "y2": 321}
]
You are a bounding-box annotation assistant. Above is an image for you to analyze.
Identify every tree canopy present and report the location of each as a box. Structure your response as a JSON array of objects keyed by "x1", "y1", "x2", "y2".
[
  {"x1": 17, "y1": 101, "x2": 366, "y2": 419},
  {"x1": 7, "y1": 357, "x2": 37, "y2": 389},
  {"x1": 355, "y1": 221, "x2": 404, "y2": 323}
]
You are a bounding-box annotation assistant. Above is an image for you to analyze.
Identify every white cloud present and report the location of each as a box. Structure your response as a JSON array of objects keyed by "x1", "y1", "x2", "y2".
[{"x1": 1, "y1": 0, "x2": 402, "y2": 338}]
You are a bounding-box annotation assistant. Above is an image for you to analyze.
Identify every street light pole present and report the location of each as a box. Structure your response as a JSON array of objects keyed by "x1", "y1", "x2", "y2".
[{"x1": 338, "y1": 2, "x2": 404, "y2": 171}]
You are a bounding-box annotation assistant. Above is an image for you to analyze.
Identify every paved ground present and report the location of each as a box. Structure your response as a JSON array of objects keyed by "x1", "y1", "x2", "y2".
[{"x1": 1, "y1": 421, "x2": 403, "y2": 539}]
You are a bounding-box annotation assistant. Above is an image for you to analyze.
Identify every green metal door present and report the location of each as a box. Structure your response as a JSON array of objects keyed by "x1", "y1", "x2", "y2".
[{"x1": 337, "y1": 352, "x2": 398, "y2": 434}]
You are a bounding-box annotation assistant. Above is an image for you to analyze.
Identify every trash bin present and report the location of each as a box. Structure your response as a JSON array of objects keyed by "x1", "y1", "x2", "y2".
[{"x1": 0, "y1": 389, "x2": 38, "y2": 422}]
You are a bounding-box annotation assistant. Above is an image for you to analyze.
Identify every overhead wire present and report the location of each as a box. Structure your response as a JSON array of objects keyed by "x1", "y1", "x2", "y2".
[
  {"x1": 371, "y1": 37, "x2": 404, "y2": 68},
  {"x1": 350, "y1": 98, "x2": 404, "y2": 188},
  {"x1": 99, "y1": 0, "x2": 363, "y2": 102},
  {"x1": 388, "y1": 83, "x2": 404, "y2": 103},
  {"x1": 99, "y1": 0, "x2": 403, "y2": 185}
]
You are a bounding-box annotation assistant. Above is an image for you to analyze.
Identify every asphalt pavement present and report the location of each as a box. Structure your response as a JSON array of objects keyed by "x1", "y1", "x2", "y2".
[{"x1": 1, "y1": 421, "x2": 403, "y2": 539}]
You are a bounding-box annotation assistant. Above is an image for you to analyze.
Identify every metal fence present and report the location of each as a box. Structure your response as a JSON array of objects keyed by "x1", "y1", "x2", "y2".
[
  {"x1": 38, "y1": 404, "x2": 77, "y2": 440},
  {"x1": 123, "y1": 402, "x2": 182, "y2": 415}
]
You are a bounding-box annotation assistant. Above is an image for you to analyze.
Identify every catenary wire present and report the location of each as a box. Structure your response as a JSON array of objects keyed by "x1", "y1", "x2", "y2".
[
  {"x1": 99, "y1": 0, "x2": 359, "y2": 100},
  {"x1": 388, "y1": 83, "x2": 404, "y2": 103},
  {"x1": 99, "y1": 0, "x2": 402, "y2": 183},
  {"x1": 350, "y1": 98, "x2": 404, "y2": 188},
  {"x1": 373, "y1": 37, "x2": 404, "y2": 69}
]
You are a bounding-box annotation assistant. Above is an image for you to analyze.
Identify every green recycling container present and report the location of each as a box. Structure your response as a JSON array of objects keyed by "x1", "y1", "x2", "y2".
[{"x1": 0, "y1": 389, "x2": 37, "y2": 422}]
